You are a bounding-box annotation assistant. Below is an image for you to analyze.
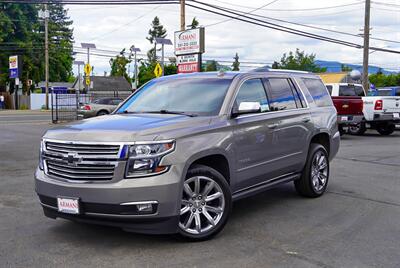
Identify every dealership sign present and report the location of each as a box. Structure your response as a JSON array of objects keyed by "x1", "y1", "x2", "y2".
[
  {"x1": 174, "y1": 27, "x2": 205, "y2": 56},
  {"x1": 177, "y1": 54, "x2": 200, "y2": 73},
  {"x1": 9, "y1": 55, "x2": 19, "y2": 78}
]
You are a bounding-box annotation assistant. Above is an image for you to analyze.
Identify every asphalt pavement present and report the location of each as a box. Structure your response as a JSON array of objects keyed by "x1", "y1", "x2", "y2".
[{"x1": 0, "y1": 113, "x2": 399, "y2": 268}]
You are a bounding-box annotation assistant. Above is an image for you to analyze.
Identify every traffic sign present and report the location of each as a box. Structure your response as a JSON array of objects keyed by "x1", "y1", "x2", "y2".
[
  {"x1": 154, "y1": 63, "x2": 162, "y2": 77},
  {"x1": 84, "y1": 64, "x2": 92, "y2": 75},
  {"x1": 85, "y1": 77, "x2": 91, "y2": 86}
]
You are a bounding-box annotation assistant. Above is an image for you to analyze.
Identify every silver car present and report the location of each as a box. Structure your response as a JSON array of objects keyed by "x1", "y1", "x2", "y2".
[
  {"x1": 35, "y1": 70, "x2": 340, "y2": 240},
  {"x1": 78, "y1": 97, "x2": 124, "y2": 118}
]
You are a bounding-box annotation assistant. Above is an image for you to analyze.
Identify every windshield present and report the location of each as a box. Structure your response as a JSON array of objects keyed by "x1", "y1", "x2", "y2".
[{"x1": 116, "y1": 77, "x2": 232, "y2": 116}]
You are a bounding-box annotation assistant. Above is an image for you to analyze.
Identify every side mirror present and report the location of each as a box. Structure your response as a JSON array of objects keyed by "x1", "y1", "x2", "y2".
[{"x1": 232, "y1": 102, "x2": 261, "y2": 117}]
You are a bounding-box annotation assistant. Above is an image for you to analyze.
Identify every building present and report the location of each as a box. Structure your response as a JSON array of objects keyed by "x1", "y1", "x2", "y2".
[
  {"x1": 72, "y1": 76, "x2": 132, "y2": 94},
  {"x1": 317, "y1": 72, "x2": 361, "y2": 84}
]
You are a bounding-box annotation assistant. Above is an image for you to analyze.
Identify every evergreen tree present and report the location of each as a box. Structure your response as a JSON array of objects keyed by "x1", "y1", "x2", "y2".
[
  {"x1": 205, "y1": 60, "x2": 218, "y2": 72},
  {"x1": 232, "y1": 52, "x2": 240, "y2": 71},
  {"x1": 190, "y1": 17, "x2": 199, "y2": 29},
  {"x1": 146, "y1": 16, "x2": 167, "y2": 63},
  {"x1": 341, "y1": 64, "x2": 352, "y2": 72}
]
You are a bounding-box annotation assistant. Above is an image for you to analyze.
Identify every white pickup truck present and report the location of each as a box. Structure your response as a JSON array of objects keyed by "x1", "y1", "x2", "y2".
[{"x1": 326, "y1": 83, "x2": 400, "y2": 135}]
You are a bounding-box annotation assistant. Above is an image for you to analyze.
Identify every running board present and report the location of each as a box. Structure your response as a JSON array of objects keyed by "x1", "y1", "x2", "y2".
[{"x1": 232, "y1": 173, "x2": 301, "y2": 201}]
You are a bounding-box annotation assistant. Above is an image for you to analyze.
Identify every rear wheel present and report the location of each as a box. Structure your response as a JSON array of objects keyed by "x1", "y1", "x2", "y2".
[
  {"x1": 295, "y1": 143, "x2": 329, "y2": 198},
  {"x1": 348, "y1": 122, "x2": 366, "y2": 135},
  {"x1": 97, "y1": 110, "x2": 108, "y2": 116},
  {"x1": 376, "y1": 123, "x2": 395, "y2": 135},
  {"x1": 178, "y1": 165, "x2": 231, "y2": 241},
  {"x1": 338, "y1": 125, "x2": 346, "y2": 136}
]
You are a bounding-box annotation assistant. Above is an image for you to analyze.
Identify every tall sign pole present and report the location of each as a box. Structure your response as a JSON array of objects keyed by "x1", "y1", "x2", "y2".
[
  {"x1": 44, "y1": 4, "x2": 49, "y2": 110},
  {"x1": 362, "y1": 0, "x2": 371, "y2": 91},
  {"x1": 180, "y1": 0, "x2": 185, "y2": 31}
]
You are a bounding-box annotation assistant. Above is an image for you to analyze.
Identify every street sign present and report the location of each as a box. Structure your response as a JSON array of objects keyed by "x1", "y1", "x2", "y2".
[
  {"x1": 85, "y1": 77, "x2": 91, "y2": 86},
  {"x1": 154, "y1": 63, "x2": 162, "y2": 77},
  {"x1": 174, "y1": 27, "x2": 205, "y2": 56},
  {"x1": 9, "y1": 55, "x2": 19, "y2": 78},
  {"x1": 177, "y1": 54, "x2": 200, "y2": 73},
  {"x1": 84, "y1": 64, "x2": 92, "y2": 75}
]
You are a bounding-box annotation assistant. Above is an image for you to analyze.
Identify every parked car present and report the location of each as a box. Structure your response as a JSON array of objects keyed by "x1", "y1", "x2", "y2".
[
  {"x1": 78, "y1": 97, "x2": 124, "y2": 118},
  {"x1": 370, "y1": 87, "x2": 400, "y2": 97},
  {"x1": 326, "y1": 83, "x2": 400, "y2": 135},
  {"x1": 325, "y1": 84, "x2": 364, "y2": 135},
  {"x1": 35, "y1": 70, "x2": 340, "y2": 240}
]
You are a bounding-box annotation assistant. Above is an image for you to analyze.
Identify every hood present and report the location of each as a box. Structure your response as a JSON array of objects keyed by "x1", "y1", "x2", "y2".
[{"x1": 44, "y1": 113, "x2": 212, "y2": 142}]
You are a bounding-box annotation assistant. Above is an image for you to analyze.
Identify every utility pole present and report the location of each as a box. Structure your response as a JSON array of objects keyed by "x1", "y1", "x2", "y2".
[
  {"x1": 130, "y1": 45, "x2": 141, "y2": 90},
  {"x1": 362, "y1": 0, "x2": 371, "y2": 91},
  {"x1": 44, "y1": 4, "x2": 49, "y2": 110},
  {"x1": 180, "y1": 0, "x2": 185, "y2": 31}
]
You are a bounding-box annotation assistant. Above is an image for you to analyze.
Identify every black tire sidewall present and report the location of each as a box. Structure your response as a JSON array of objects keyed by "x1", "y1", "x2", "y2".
[
  {"x1": 348, "y1": 122, "x2": 366, "y2": 135},
  {"x1": 376, "y1": 123, "x2": 395, "y2": 135},
  {"x1": 178, "y1": 164, "x2": 232, "y2": 241}
]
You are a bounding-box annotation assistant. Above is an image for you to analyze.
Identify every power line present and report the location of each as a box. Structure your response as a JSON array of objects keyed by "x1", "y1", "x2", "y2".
[
  {"x1": 188, "y1": 1, "x2": 400, "y2": 54},
  {"x1": 0, "y1": 0, "x2": 179, "y2": 5}
]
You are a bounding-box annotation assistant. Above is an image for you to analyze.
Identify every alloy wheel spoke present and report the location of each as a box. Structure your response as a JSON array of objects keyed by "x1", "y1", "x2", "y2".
[
  {"x1": 185, "y1": 212, "x2": 195, "y2": 228},
  {"x1": 194, "y1": 177, "x2": 200, "y2": 195},
  {"x1": 202, "y1": 208, "x2": 216, "y2": 226},
  {"x1": 206, "y1": 192, "x2": 223, "y2": 202},
  {"x1": 180, "y1": 205, "x2": 190, "y2": 215},
  {"x1": 202, "y1": 181, "x2": 215, "y2": 196},
  {"x1": 183, "y1": 183, "x2": 193, "y2": 197},
  {"x1": 194, "y1": 213, "x2": 201, "y2": 232},
  {"x1": 205, "y1": 205, "x2": 223, "y2": 214}
]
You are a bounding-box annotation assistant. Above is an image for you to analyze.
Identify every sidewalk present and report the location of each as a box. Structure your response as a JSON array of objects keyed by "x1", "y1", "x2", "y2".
[{"x1": 0, "y1": 109, "x2": 51, "y2": 115}]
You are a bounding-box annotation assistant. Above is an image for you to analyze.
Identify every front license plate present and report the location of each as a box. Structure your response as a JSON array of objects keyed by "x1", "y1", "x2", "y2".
[
  {"x1": 393, "y1": 113, "x2": 399, "y2": 118},
  {"x1": 341, "y1": 116, "x2": 348, "y2": 121},
  {"x1": 57, "y1": 197, "x2": 80, "y2": 214}
]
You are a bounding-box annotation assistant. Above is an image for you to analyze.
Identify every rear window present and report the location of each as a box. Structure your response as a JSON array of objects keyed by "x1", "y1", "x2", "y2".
[
  {"x1": 302, "y1": 78, "x2": 332, "y2": 107},
  {"x1": 377, "y1": 90, "x2": 392, "y2": 96},
  {"x1": 325, "y1": 85, "x2": 333, "y2": 95},
  {"x1": 339, "y1": 85, "x2": 365, "y2": 97}
]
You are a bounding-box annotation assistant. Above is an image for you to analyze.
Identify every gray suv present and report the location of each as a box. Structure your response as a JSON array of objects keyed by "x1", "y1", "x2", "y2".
[{"x1": 35, "y1": 70, "x2": 340, "y2": 240}]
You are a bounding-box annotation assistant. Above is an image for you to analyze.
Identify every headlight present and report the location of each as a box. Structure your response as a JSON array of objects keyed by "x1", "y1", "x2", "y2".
[
  {"x1": 125, "y1": 141, "x2": 174, "y2": 178},
  {"x1": 39, "y1": 140, "x2": 45, "y2": 170}
]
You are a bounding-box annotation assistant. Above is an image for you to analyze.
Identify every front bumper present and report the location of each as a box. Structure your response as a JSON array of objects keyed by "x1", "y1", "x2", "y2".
[{"x1": 35, "y1": 166, "x2": 183, "y2": 234}]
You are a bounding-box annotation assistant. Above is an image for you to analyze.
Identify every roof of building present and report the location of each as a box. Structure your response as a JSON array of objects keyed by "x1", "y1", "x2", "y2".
[
  {"x1": 73, "y1": 76, "x2": 132, "y2": 92},
  {"x1": 317, "y1": 72, "x2": 349, "y2": 83},
  {"x1": 37, "y1": 82, "x2": 73, "y2": 88}
]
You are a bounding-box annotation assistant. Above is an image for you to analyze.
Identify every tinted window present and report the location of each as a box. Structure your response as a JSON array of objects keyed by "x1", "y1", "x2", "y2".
[
  {"x1": 117, "y1": 78, "x2": 232, "y2": 116},
  {"x1": 396, "y1": 89, "x2": 400, "y2": 96},
  {"x1": 267, "y1": 78, "x2": 297, "y2": 111},
  {"x1": 235, "y1": 79, "x2": 269, "y2": 112},
  {"x1": 377, "y1": 90, "x2": 392, "y2": 96},
  {"x1": 111, "y1": 99, "x2": 123, "y2": 105},
  {"x1": 302, "y1": 78, "x2": 332, "y2": 107},
  {"x1": 326, "y1": 85, "x2": 333, "y2": 95},
  {"x1": 339, "y1": 85, "x2": 365, "y2": 97},
  {"x1": 94, "y1": 98, "x2": 112, "y2": 105}
]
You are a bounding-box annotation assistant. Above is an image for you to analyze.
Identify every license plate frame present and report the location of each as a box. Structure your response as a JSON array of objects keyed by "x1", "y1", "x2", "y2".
[
  {"x1": 57, "y1": 196, "x2": 80, "y2": 215},
  {"x1": 341, "y1": 116, "x2": 348, "y2": 121},
  {"x1": 393, "y1": 113, "x2": 399, "y2": 119}
]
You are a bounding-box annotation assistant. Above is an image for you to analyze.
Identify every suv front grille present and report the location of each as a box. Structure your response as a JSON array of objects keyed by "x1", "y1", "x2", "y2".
[{"x1": 43, "y1": 140, "x2": 122, "y2": 181}]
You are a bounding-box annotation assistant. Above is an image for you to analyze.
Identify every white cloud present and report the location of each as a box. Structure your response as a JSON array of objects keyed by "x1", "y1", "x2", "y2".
[{"x1": 67, "y1": 0, "x2": 400, "y2": 75}]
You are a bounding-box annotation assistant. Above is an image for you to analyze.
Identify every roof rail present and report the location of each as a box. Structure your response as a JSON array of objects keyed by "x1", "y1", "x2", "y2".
[{"x1": 251, "y1": 67, "x2": 309, "y2": 74}]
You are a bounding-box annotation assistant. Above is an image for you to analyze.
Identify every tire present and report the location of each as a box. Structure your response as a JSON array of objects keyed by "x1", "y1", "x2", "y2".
[
  {"x1": 376, "y1": 123, "x2": 395, "y2": 136},
  {"x1": 294, "y1": 143, "x2": 329, "y2": 198},
  {"x1": 338, "y1": 125, "x2": 346, "y2": 136},
  {"x1": 348, "y1": 122, "x2": 366, "y2": 135},
  {"x1": 178, "y1": 164, "x2": 232, "y2": 241},
  {"x1": 97, "y1": 110, "x2": 109, "y2": 116}
]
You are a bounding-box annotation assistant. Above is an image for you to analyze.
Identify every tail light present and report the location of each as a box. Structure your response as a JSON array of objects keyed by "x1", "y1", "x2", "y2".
[
  {"x1": 374, "y1": 100, "x2": 383, "y2": 110},
  {"x1": 83, "y1": 105, "x2": 91, "y2": 111}
]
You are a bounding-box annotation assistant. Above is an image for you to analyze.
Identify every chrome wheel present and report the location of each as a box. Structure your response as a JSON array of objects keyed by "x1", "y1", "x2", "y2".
[
  {"x1": 311, "y1": 151, "x2": 328, "y2": 192},
  {"x1": 179, "y1": 176, "x2": 225, "y2": 235}
]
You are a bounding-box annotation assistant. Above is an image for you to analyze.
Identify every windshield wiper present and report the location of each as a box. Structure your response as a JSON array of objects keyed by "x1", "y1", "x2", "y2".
[{"x1": 147, "y1": 110, "x2": 198, "y2": 117}]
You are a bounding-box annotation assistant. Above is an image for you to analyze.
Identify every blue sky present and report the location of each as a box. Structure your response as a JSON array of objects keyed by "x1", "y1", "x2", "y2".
[{"x1": 67, "y1": 0, "x2": 400, "y2": 76}]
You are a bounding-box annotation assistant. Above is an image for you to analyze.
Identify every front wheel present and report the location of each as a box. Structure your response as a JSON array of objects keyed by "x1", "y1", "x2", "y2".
[
  {"x1": 178, "y1": 165, "x2": 231, "y2": 241},
  {"x1": 376, "y1": 123, "x2": 395, "y2": 135},
  {"x1": 295, "y1": 143, "x2": 329, "y2": 198}
]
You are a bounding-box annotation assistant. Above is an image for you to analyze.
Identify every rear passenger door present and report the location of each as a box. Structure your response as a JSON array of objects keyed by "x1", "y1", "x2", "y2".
[{"x1": 263, "y1": 77, "x2": 312, "y2": 176}]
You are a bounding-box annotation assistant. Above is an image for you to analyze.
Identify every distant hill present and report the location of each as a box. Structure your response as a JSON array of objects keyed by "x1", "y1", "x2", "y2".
[{"x1": 315, "y1": 60, "x2": 397, "y2": 74}]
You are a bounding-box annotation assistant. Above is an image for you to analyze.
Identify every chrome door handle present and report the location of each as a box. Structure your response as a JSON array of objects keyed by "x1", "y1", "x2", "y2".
[
  {"x1": 302, "y1": 117, "x2": 311, "y2": 123},
  {"x1": 268, "y1": 123, "x2": 279, "y2": 129}
]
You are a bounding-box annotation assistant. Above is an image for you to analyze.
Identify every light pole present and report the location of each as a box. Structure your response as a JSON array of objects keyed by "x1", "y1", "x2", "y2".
[
  {"x1": 81, "y1": 43, "x2": 96, "y2": 91},
  {"x1": 155, "y1": 38, "x2": 172, "y2": 76},
  {"x1": 130, "y1": 45, "x2": 141, "y2": 90},
  {"x1": 73, "y1": 60, "x2": 84, "y2": 119},
  {"x1": 39, "y1": 5, "x2": 50, "y2": 109}
]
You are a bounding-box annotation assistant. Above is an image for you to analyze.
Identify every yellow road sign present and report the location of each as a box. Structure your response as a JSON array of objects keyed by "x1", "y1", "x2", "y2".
[
  {"x1": 84, "y1": 64, "x2": 92, "y2": 75},
  {"x1": 85, "y1": 77, "x2": 91, "y2": 86},
  {"x1": 154, "y1": 63, "x2": 162, "y2": 77}
]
